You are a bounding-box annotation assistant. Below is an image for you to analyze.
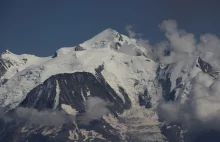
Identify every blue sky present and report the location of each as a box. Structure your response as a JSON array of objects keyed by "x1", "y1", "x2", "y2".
[{"x1": 0, "y1": 0, "x2": 220, "y2": 56}]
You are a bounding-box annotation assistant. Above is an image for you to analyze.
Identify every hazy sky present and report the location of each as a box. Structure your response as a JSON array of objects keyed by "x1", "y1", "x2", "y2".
[{"x1": 0, "y1": 0, "x2": 220, "y2": 56}]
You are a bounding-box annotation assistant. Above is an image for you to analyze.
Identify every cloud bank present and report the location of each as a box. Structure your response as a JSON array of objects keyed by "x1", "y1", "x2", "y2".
[
  {"x1": 0, "y1": 107, "x2": 75, "y2": 126},
  {"x1": 0, "y1": 97, "x2": 110, "y2": 127}
]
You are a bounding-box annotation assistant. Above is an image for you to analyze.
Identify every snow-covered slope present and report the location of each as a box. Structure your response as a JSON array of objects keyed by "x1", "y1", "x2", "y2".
[{"x1": 0, "y1": 50, "x2": 51, "y2": 83}]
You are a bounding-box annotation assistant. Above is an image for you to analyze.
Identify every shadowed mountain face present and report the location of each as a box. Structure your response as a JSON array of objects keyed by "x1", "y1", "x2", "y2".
[
  {"x1": 0, "y1": 71, "x2": 132, "y2": 142},
  {"x1": 20, "y1": 72, "x2": 131, "y2": 113}
]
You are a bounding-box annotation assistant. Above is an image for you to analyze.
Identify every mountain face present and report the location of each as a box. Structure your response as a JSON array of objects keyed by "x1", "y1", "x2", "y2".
[
  {"x1": 157, "y1": 55, "x2": 220, "y2": 142},
  {"x1": 0, "y1": 29, "x2": 218, "y2": 142}
]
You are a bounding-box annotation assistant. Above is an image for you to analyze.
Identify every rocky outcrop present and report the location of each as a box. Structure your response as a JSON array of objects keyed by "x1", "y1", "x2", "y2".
[
  {"x1": 138, "y1": 89, "x2": 152, "y2": 108},
  {"x1": 157, "y1": 66, "x2": 175, "y2": 101},
  {"x1": 74, "y1": 45, "x2": 85, "y2": 51},
  {"x1": 197, "y1": 57, "x2": 212, "y2": 73}
]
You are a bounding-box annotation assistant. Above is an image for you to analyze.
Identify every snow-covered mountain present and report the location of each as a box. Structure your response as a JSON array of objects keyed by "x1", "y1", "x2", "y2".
[
  {"x1": 0, "y1": 29, "x2": 153, "y2": 109},
  {"x1": 0, "y1": 28, "x2": 218, "y2": 142},
  {"x1": 0, "y1": 29, "x2": 167, "y2": 142}
]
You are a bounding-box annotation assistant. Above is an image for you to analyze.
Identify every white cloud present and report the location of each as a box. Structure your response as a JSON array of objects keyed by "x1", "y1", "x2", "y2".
[
  {"x1": 76, "y1": 97, "x2": 111, "y2": 125},
  {"x1": 156, "y1": 19, "x2": 220, "y2": 71},
  {"x1": 0, "y1": 97, "x2": 111, "y2": 126},
  {"x1": 160, "y1": 19, "x2": 196, "y2": 54},
  {"x1": 125, "y1": 25, "x2": 136, "y2": 38},
  {"x1": 125, "y1": 24, "x2": 142, "y2": 38}
]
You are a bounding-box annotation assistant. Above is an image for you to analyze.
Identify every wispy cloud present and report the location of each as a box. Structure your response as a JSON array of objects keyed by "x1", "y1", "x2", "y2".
[
  {"x1": 125, "y1": 25, "x2": 142, "y2": 38},
  {"x1": 76, "y1": 97, "x2": 111, "y2": 125}
]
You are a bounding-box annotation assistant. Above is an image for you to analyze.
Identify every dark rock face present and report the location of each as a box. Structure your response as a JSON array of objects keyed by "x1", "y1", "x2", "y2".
[
  {"x1": 115, "y1": 42, "x2": 122, "y2": 49},
  {"x1": 21, "y1": 72, "x2": 131, "y2": 113},
  {"x1": 161, "y1": 125, "x2": 182, "y2": 142},
  {"x1": 197, "y1": 57, "x2": 220, "y2": 78},
  {"x1": 0, "y1": 58, "x2": 13, "y2": 84},
  {"x1": 0, "y1": 71, "x2": 132, "y2": 142},
  {"x1": 116, "y1": 33, "x2": 123, "y2": 41},
  {"x1": 138, "y1": 89, "x2": 152, "y2": 108},
  {"x1": 197, "y1": 57, "x2": 212, "y2": 73},
  {"x1": 75, "y1": 45, "x2": 85, "y2": 51},
  {"x1": 110, "y1": 42, "x2": 122, "y2": 50},
  {"x1": 176, "y1": 77, "x2": 182, "y2": 86},
  {"x1": 52, "y1": 52, "x2": 58, "y2": 58},
  {"x1": 95, "y1": 63, "x2": 104, "y2": 74},
  {"x1": 164, "y1": 49, "x2": 171, "y2": 56},
  {"x1": 0, "y1": 59, "x2": 8, "y2": 78},
  {"x1": 22, "y1": 58, "x2": 28, "y2": 63},
  {"x1": 157, "y1": 66, "x2": 175, "y2": 101}
]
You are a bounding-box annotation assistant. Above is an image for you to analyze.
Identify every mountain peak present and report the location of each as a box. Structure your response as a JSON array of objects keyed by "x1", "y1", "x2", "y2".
[
  {"x1": 100, "y1": 28, "x2": 118, "y2": 35},
  {"x1": 89, "y1": 28, "x2": 119, "y2": 41}
]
